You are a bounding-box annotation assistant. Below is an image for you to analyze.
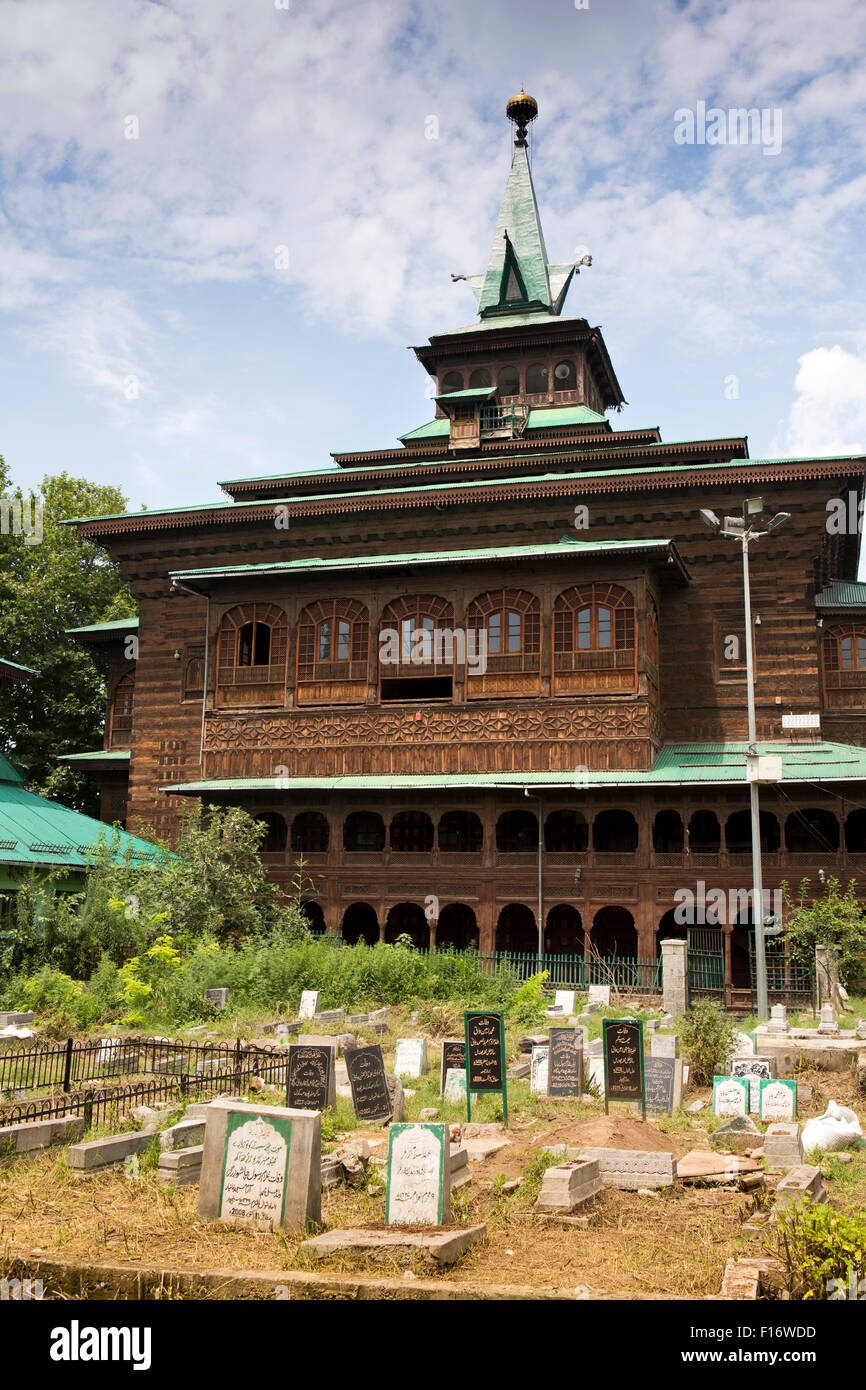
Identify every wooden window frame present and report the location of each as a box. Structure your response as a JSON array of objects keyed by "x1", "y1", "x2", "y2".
[
  {"x1": 215, "y1": 603, "x2": 288, "y2": 708},
  {"x1": 378, "y1": 594, "x2": 454, "y2": 685},
  {"x1": 822, "y1": 623, "x2": 866, "y2": 706},
  {"x1": 108, "y1": 670, "x2": 135, "y2": 748},
  {"x1": 296, "y1": 598, "x2": 369, "y2": 704},
  {"x1": 553, "y1": 583, "x2": 636, "y2": 694}
]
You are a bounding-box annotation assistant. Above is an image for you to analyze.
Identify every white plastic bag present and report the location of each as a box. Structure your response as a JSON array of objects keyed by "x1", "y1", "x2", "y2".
[{"x1": 802, "y1": 1100, "x2": 863, "y2": 1154}]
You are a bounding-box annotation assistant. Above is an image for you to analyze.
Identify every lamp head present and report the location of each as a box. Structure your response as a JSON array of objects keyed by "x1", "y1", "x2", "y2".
[
  {"x1": 766, "y1": 511, "x2": 791, "y2": 533},
  {"x1": 699, "y1": 508, "x2": 721, "y2": 533}
]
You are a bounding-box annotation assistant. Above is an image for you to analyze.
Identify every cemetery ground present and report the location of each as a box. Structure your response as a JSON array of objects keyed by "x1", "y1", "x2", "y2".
[{"x1": 1, "y1": 1001, "x2": 865, "y2": 1300}]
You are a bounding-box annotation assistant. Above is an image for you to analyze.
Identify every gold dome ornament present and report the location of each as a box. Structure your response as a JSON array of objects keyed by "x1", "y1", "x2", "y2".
[{"x1": 506, "y1": 90, "x2": 538, "y2": 147}]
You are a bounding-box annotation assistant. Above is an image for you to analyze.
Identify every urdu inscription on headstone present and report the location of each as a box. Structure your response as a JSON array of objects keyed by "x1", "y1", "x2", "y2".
[
  {"x1": 712, "y1": 1076, "x2": 749, "y2": 1118},
  {"x1": 547, "y1": 1027, "x2": 583, "y2": 1097},
  {"x1": 385, "y1": 1122, "x2": 450, "y2": 1226},
  {"x1": 730, "y1": 1057, "x2": 774, "y2": 1113},
  {"x1": 298, "y1": 990, "x2": 320, "y2": 1021},
  {"x1": 344, "y1": 1044, "x2": 392, "y2": 1122},
  {"x1": 759, "y1": 1079, "x2": 797, "y2": 1122},
  {"x1": 530, "y1": 1045, "x2": 549, "y2": 1094},
  {"x1": 198, "y1": 1098, "x2": 321, "y2": 1233},
  {"x1": 286, "y1": 1044, "x2": 335, "y2": 1112},
  {"x1": 394, "y1": 1038, "x2": 427, "y2": 1079},
  {"x1": 643, "y1": 1056, "x2": 678, "y2": 1114},
  {"x1": 588, "y1": 984, "x2": 611, "y2": 1006},
  {"x1": 439, "y1": 1039, "x2": 466, "y2": 1094}
]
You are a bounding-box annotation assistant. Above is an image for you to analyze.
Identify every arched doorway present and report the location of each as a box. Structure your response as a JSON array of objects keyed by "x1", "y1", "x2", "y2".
[
  {"x1": 726, "y1": 809, "x2": 781, "y2": 854},
  {"x1": 292, "y1": 812, "x2": 329, "y2": 853},
  {"x1": 390, "y1": 811, "x2": 434, "y2": 853},
  {"x1": 436, "y1": 903, "x2": 478, "y2": 950},
  {"x1": 254, "y1": 812, "x2": 288, "y2": 853},
  {"x1": 653, "y1": 810, "x2": 684, "y2": 854},
  {"x1": 384, "y1": 902, "x2": 429, "y2": 948},
  {"x1": 496, "y1": 903, "x2": 537, "y2": 953},
  {"x1": 341, "y1": 901, "x2": 378, "y2": 945},
  {"x1": 343, "y1": 811, "x2": 386, "y2": 852},
  {"x1": 301, "y1": 900, "x2": 326, "y2": 936},
  {"x1": 689, "y1": 809, "x2": 720, "y2": 854},
  {"x1": 784, "y1": 808, "x2": 839, "y2": 854},
  {"x1": 591, "y1": 906, "x2": 637, "y2": 957},
  {"x1": 544, "y1": 810, "x2": 588, "y2": 853},
  {"x1": 496, "y1": 809, "x2": 537, "y2": 852},
  {"x1": 545, "y1": 904, "x2": 583, "y2": 955},
  {"x1": 438, "y1": 810, "x2": 483, "y2": 853}
]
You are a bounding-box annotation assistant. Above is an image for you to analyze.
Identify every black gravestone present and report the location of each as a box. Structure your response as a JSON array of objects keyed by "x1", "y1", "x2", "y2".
[
  {"x1": 643, "y1": 1055, "x2": 676, "y2": 1114},
  {"x1": 345, "y1": 1044, "x2": 392, "y2": 1121},
  {"x1": 440, "y1": 1039, "x2": 466, "y2": 1094},
  {"x1": 465, "y1": 1012, "x2": 504, "y2": 1092},
  {"x1": 286, "y1": 1044, "x2": 334, "y2": 1111},
  {"x1": 547, "y1": 1027, "x2": 583, "y2": 1097},
  {"x1": 602, "y1": 1018, "x2": 644, "y2": 1103}
]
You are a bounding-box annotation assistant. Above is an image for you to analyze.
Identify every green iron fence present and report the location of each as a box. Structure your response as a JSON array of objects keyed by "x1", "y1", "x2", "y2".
[
  {"x1": 749, "y1": 940, "x2": 814, "y2": 1011},
  {"x1": 686, "y1": 927, "x2": 726, "y2": 1006}
]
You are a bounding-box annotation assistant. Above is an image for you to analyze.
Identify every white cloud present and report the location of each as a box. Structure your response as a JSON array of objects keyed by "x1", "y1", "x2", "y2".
[{"x1": 781, "y1": 345, "x2": 866, "y2": 457}]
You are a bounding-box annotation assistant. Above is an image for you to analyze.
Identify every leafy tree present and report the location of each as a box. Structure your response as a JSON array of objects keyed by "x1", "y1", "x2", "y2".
[
  {"x1": 781, "y1": 877, "x2": 866, "y2": 988},
  {"x1": 0, "y1": 457, "x2": 135, "y2": 810}
]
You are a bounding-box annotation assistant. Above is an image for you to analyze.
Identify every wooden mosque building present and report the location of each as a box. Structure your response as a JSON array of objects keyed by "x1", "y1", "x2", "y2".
[{"x1": 63, "y1": 92, "x2": 866, "y2": 1003}]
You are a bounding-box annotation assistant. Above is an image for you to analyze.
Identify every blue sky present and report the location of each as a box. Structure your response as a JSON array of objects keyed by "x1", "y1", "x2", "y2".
[{"x1": 0, "y1": 0, "x2": 865, "y2": 512}]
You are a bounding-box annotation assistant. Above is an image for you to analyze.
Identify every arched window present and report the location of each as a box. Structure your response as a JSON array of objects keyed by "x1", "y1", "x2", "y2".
[
  {"x1": 183, "y1": 646, "x2": 205, "y2": 699},
  {"x1": 553, "y1": 360, "x2": 576, "y2": 391},
  {"x1": 441, "y1": 370, "x2": 463, "y2": 392},
  {"x1": 379, "y1": 595, "x2": 454, "y2": 701},
  {"x1": 465, "y1": 589, "x2": 541, "y2": 695},
  {"x1": 291, "y1": 812, "x2": 329, "y2": 854},
  {"x1": 109, "y1": 671, "x2": 135, "y2": 748},
  {"x1": 468, "y1": 367, "x2": 492, "y2": 388},
  {"x1": 822, "y1": 625, "x2": 866, "y2": 707},
  {"x1": 526, "y1": 362, "x2": 548, "y2": 394},
  {"x1": 343, "y1": 811, "x2": 386, "y2": 853},
  {"x1": 254, "y1": 813, "x2": 287, "y2": 854},
  {"x1": 544, "y1": 810, "x2": 588, "y2": 854},
  {"x1": 553, "y1": 584, "x2": 636, "y2": 693},
  {"x1": 296, "y1": 599, "x2": 368, "y2": 704},
  {"x1": 216, "y1": 604, "x2": 288, "y2": 707},
  {"x1": 390, "y1": 811, "x2": 434, "y2": 853},
  {"x1": 498, "y1": 365, "x2": 520, "y2": 396},
  {"x1": 496, "y1": 809, "x2": 538, "y2": 853},
  {"x1": 438, "y1": 810, "x2": 483, "y2": 853}
]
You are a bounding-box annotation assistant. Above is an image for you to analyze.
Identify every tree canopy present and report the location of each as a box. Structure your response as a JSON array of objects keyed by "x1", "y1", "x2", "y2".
[{"x1": 0, "y1": 456, "x2": 135, "y2": 811}]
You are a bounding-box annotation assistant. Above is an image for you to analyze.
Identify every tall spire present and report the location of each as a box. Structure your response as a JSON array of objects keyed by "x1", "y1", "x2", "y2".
[{"x1": 464, "y1": 92, "x2": 583, "y2": 320}]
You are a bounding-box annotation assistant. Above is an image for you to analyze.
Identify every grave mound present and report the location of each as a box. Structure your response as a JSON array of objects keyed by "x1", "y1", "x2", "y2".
[{"x1": 545, "y1": 1116, "x2": 681, "y2": 1156}]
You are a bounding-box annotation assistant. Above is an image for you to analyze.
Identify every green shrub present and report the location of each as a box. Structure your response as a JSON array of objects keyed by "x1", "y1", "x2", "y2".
[
  {"x1": 678, "y1": 1001, "x2": 738, "y2": 1085},
  {"x1": 773, "y1": 1201, "x2": 866, "y2": 1300}
]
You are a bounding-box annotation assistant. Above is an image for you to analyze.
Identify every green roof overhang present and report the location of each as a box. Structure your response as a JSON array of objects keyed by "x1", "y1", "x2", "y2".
[{"x1": 168, "y1": 536, "x2": 690, "y2": 588}]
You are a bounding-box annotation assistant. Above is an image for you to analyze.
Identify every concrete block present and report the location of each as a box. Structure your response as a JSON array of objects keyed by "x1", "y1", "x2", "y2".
[
  {"x1": 535, "y1": 1159, "x2": 602, "y2": 1213},
  {"x1": 711, "y1": 1115, "x2": 762, "y2": 1154},
  {"x1": 0, "y1": 1011, "x2": 35, "y2": 1026},
  {"x1": 651, "y1": 1034, "x2": 679, "y2": 1059},
  {"x1": 68, "y1": 1130, "x2": 155, "y2": 1171},
  {"x1": 570, "y1": 1146, "x2": 676, "y2": 1189},
  {"x1": 158, "y1": 1144, "x2": 203, "y2": 1172},
  {"x1": 449, "y1": 1144, "x2": 468, "y2": 1172},
  {"x1": 314, "y1": 1008, "x2": 345, "y2": 1026},
  {"x1": 506, "y1": 1060, "x2": 531, "y2": 1079},
  {"x1": 159, "y1": 1119, "x2": 206, "y2": 1152},
  {"x1": 763, "y1": 1123, "x2": 805, "y2": 1172},
  {"x1": 204, "y1": 988, "x2": 229, "y2": 1009},
  {"x1": 775, "y1": 1164, "x2": 828, "y2": 1211},
  {"x1": 0, "y1": 1114, "x2": 85, "y2": 1155}
]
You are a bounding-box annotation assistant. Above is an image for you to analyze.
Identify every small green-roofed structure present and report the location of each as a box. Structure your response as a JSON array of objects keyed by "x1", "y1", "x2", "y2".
[
  {"x1": 400, "y1": 402, "x2": 609, "y2": 443},
  {"x1": 815, "y1": 583, "x2": 866, "y2": 609}
]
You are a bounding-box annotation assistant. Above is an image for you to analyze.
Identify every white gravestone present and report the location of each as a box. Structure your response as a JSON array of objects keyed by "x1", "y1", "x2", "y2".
[
  {"x1": 298, "y1": 991, "x2": 320, "y2": 1021},
  {"x1": 586, "y1": 1055, "x2": 605, "y2": 1098},
  {"x1": 554, "y1": 990, "x2": 576, "y2": 1015},
  {"x1": 198, "y1": 1099, "x2": 320, "y2": 1233},
  {"x1": 759, "y1": 1079, "x2": 797, "y2": 1122},
  {"x1": 443, "y1": 1068, "x2": 480, "y2": 1105},
  {"x1": 588, "y1": 985, "x2": 611, "y2": 1006},
  {"x1": 385, "y1": 1122, "x2": 450, "y2": 1226},
  {"x1": 650, "y1": 1034, "x2": 679, "y2": 1059},
  {"x1": 394, "y1": 1038, "x2": 428, "y2": 1079},
  {"x1": 713, "y1": 1076, "x2": 749, "y2": 1118},
  {"x1": 530, "y1": 1045, "x2": 549, "y2": 1094}
]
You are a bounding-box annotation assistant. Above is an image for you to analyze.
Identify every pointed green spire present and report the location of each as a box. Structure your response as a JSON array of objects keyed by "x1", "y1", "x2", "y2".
[{"x1": 466, "y1": 94, "x2": 580, "y2": 320}]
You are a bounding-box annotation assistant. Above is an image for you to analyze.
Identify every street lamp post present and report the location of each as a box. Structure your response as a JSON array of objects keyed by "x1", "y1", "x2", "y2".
[{"x1": 699, "y1": 498, "x2": 790, "y2": 1021}]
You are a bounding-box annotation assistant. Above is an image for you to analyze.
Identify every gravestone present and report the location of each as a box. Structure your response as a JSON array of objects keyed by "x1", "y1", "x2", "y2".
[
  {"x1": 286, "y1": 1044, "x2": 336, "y2": 1112},
  {"x1": 713, "y1": 1075, "x2": 749, "y2": 1117},
  {"x1": 588, "y1": 985, "x2": 611, "y2": 1006},
  {"x1": 204, "y1": 988, "x2": 229, "y2": 1010},
  {"x1": 818, "y1": 1003, "x2": 838, "y2": 1035},
  {"x1": 344, "y1": 1044, "x2": 392, "y2": 1123},
  {"x1": 643, "y1": 1056, "x2": 681, "y2": 1114},
  {"x1": 602, "y1": 1018, "x2": 644, "y2": 1110},
  {"x1": 439, "y1": 1039, "x2": 466, "y2": 1094},
  {"x1": 97, "y1": 1038, "x2": 121, "y2": 1071},
  {"x1": 554, "y1": 990, "x2": 576, "y2": 1015},
  {"x1": 586, "y1": 1056, "x2": 605, "y2": 1097},
  {"x1": 768, "y1": 1004, "x2": 790, "y2": 1035},
  {"x1": 730, "y1": 1057, "x2": 774, "y2": 1113},
  {"x1": 530, "y1": 1045, "x2": 549, "y2": 1094},
  {"x1": 764, "y1": 1123, "x2": 804, "y2": 1171},
  {"x1": 444, "y1": 1068, "x2": 483, "y2": 1106},
  {"x1": 465, "y1": 1012, "x2": 505, "y2": 1094},
  {"x1": 394, "y1": 1038, "x2": 428, "y2": 1079},
  {"x1": 198, "y1": 1098, "x2": 320, "y2": 1232},
  {"x1": 547, "y1": 1027, "x2": 583, "y2": 1097},
  {"x1": 759, "y1": 1078, "x2": 797, "y2": 1122},
  {"x1": 650, "y1": 1033, "x2": 679, "y2": 1059},
  {"x1": 385, "y1": 1122, "x2": 450, "y2": 1226},
  {"x1": 298, "y1": 991, "x2": 320, "y2": 1021}
]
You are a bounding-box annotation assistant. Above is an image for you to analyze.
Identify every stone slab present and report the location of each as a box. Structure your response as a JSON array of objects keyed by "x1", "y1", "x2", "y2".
[
  {"x1": 461, "y1": 1136, "x2": 510, "y2": 1162},
  {"x1": 159, "y1": 1119, "x2": 206, "y2": 1152},
  {"x1": 775, "y1": 1164, "x2": 828, "y2": 1210},
  {"x1": 299, "y1": 1223, "x2": 486, "y2": 1266},
  {"x1": 68, "y1": 1130, "x2": 155, "y2": 1171},
  {"x1": 763, "y1": 1123, "x2": 804, "y2": 1172},
  {"x1": 158, "y1": 1144, "x2": 204, "y2": 1172},
  {"x1": 0, "y1": 1114, "x2": 85, "y2": 1155},
  {"x1": 677, "y1": 1149, "x2": 761, "y2": 1180},
  {"x1": 535, "y1": 1159, "x2": 602, "y2": 1213}
]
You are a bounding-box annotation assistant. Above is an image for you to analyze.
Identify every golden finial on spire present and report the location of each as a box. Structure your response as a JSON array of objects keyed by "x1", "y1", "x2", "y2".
[{"x1": 506, "y1": 89, "x2": 538, "y2": 147}]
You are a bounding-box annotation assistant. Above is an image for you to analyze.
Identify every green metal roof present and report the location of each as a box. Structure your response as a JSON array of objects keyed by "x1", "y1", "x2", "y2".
[
  {"x1": 0, "y1": 779, "x2": 164, "y2": 870},
  {"x1": 473, "y1": 143, "x2": 565, "y2": 317},
  {"x1": 434, "y1": 388, "x2": 497, "y2": 402},
  {"x1": 0, "y1": 656, "x2": 36, "y2": 675},
  {"x1": 162, "y1": 742, "x2": 866, "y2": 796},
  {"x1": 815, "y1": 583, "x2": 866, "y2": 609},
  {"x1": 69, "y1": 451, "x2": 865, "y2": 530},
  {"x1": 169, "y1": 536, "x2": 687, "y2": 584},
  {"x1": 66, "y1": 618, "x2": 139, "y2": 636},
  {"x1": 400, "y1": 403, "x2": 608, "y2": 443},
  {"x1": 0, "y1": 754, "x2": 24, "y2": 785}
]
